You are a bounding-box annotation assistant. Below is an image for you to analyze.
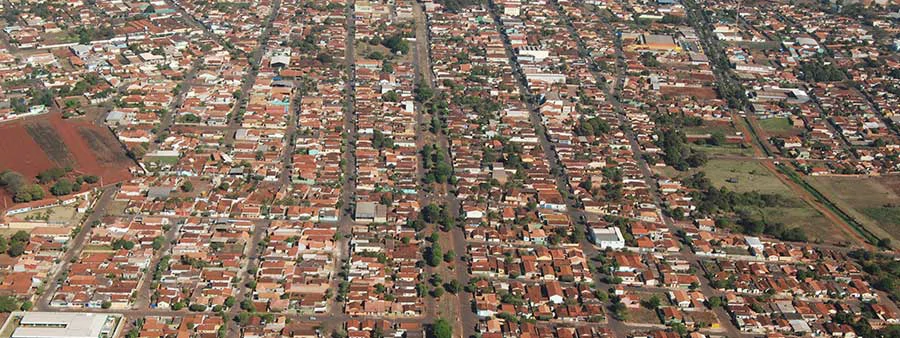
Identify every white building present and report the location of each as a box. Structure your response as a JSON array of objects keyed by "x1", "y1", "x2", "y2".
[
  {"x1": 745, "y1": 236, "x2": 764, "y2": 255},
  {"x1": 517, "y1": 46, "x2": 549, "y2": 62},
  {"x1": 592, "y1": 226, "x2": 625, "y2": 250},
  {"x1": 3, "y1": 312, "x2": 122, "y2": 338}
]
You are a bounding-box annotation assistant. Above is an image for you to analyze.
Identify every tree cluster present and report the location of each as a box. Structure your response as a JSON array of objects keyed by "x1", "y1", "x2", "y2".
[
  {"x1": 0, "y1": 231, "x2": 31, "y2": 257},
  {"x1": 112, "y1": 238, "x2": 136, "y2": 250},
  {"x1": 685, "y1": 172, "x2": 794, "y2": 215},
  {"x1": 574, "y1": 116, "x2": 610, "y2": 137},
  {"x1": 372, "y1": 130, "x2": 395, "y2": 150},
  {"x1": 656, "y1": 129, "x2": 708, "y2": 170},
  {"x1": 381, "y1": 34, "x2": 410, "y2": 55},
  {"x1": 799, "y1": 60, "x2": 847, "y2": 82},
  {"x1": 429, "y1": 318, "x2": 452, "y2": 338},
  {"x1": 438, "y1": 0, "x2": 483, "y2": 13},
  {"x1": 421, "y1": 144, "x2": 453, "y2": 184},
  {"x1": 0, "y1": 170, "x2": 44, "y2": 203},
  {"x1": 850, "y1": 250, "x2": 900, "y2": 301},
  {"x1": 736, "y1": 211, "x2": 808, "y2": 242}
]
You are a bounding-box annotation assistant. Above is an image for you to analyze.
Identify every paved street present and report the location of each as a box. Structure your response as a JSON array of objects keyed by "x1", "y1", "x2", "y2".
[
  {"x1": 5, "y1": 1, "x2": 898, "y2": 338},
  {"x1": 36, "y1": 186, "x2": 117, "y2": 311}
]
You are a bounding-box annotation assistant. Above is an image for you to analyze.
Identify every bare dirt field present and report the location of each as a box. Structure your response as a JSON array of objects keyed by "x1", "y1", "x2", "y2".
[
  {"x1": 0, "y1": 121, "x2": 55, "y2": 178},
  {"x1": 660, "y1": 85, "x2": 719, "y2": 100},
  {"x1": 25, "y1": 120, "x2": 78, "y2": 168},
  {"x1": 0, "y1": 114, "x2": 133, "y2": 205}
]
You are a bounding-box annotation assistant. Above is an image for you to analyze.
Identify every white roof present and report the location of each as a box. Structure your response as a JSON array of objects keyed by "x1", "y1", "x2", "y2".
[
  {"x1": 745, "y1": 236, "x2": 763, "y2": 247},
  {"x1": 593, "y1": 226, "x2": 625, "y2": 243},
  {"x1": 13, "y1": 312, "x2": 113, "y2": 338},
  {"x1": 789, "y1": 319, "x2": 811, "y2": 333}
]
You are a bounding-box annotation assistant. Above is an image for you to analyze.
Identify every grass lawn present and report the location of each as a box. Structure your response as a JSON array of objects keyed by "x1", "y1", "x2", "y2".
[
  {"x1": 15, "y1": 206, "x2": 81, "y2": 224},
  {"x1": 808, "y1": 176, "x2": 900, "y2": 243},
  {"x1": 757, "y1": 117, "x2": 794, "y2": 134},
  {"x1": 145, "y1": 155, "x2": 179, "y2": 165},
  {"x1": 83, "y1": 245, "x2": 113, "y2": 252},
  {"x1": 683, "y1": 124, "x2": 737, "y2": 136},
  {"x1": 689, "y1": 143, "x2": 753, "y2": 157},
  {"x1": 701, "y1": 159, "x2": 790, "y2": 195}
]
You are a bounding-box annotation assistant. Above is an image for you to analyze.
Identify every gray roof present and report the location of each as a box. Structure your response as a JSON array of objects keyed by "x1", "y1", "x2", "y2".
[
  {"x1": 147, "y1": 186, "x2": 172, "y2": 199},
  {"x1": 356, "y1": 202, "x2": 377, "y2": 219}
]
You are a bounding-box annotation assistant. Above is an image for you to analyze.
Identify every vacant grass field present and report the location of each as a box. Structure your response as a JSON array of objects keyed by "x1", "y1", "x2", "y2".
[
  {"x1": 666, "y1": 159, "x2": 837, "y2": 243},
  {"x1": 757, "y1": 117, "x2": 803, "y2": 141},
  {"x1": 683, "y1": 124, "x2": 738, "y2": 136},
  {"x1": 808, "y1": 176, "x2": 900, "y2": 243},
  {"x1": 757, "y1": 117, "x2": 794, "y2": 133},
  {"x1": 689, "y1": 143, "x2": 753, "y2": 157},
  {"x1": 687, "y1": 310, "x2": 721, "y2": 330},
  {"x1": 0, "y1": 229, "x2": 28, "y2": 238},
  {"x1": 144, "y1": 155, "x2": 179, "y2": 165},
  {"x1": 701, "y1": 159, "x2": 790, "y2": 195},
  {"x1": 15, "y1": 206, "x2": 80, "y2": 224},
  {"x1": 625, "y1": 307, "x2": 662, "y2": 325},
  {"x1": 83, "y1": 245, "x2": 114, "y2": 252},
  {"x1": 702, "y1": 160, "x2": 839, "y2": 241},
  {"x1": 107, "y1": 201, "x2": 130, "y2": 215},
  {"x1": 657, "y1": 160, "x2": 782, "y2": 193},
  {"x1": 862, "y1": 207, "x2": 900, "y2": 226},
  {"x1": 738, "y1": 205, "x2": 841, "y2": 243},
  {"x1": 731, "y1": 40, "x2": 782, "y2": 51}
]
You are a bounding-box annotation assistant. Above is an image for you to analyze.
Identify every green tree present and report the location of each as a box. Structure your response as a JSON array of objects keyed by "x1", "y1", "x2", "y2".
[
  {"x1": 0, "y1": 296, "x2": 19, "y2": 312},
  {"x1": 11, "y1": 231, "x2": 28, "y2": 243},
  {"x1": 431, "y1": 287, "x2": 444, "y2": 298},
  {"x1": 642, "y1": 295, "x2": 661, "y2": 309},
  {"x1": 152, "y1": 236, "x2": 165, "y2": 250},
  {"x1": 430, "y1": 318, "x2": 452, "y2": 338},
  {"x1": 444, "y1": 280, "x2": 460, "y2": 294},
  {"x1": 426, "y1": 242, "x2": 443, "y2": 267},
  {"x1": 7, "y1": 241, "x2": 25, "y2": 257},
  {"x1": 50, "y1": 178, "x2": 74, "y2": 196},
  {"x1": 0, "y1": 171, "x2": 25, "y2": 193},
  {"x1": 37, "y1": 167, "x2": 66, "y2": 184},
  {"x1": 382, "y1": 90, "x2": 399, "y2": 102},
  {"x1": 443, "y1": 250, "x2": 455, "y2": 263},
  {"x1": 708, "y1": 131, "x2": 726, "y2": 146}
]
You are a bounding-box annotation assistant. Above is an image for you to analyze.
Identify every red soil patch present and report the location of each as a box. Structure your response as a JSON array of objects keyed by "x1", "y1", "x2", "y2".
[
  {"x1": 660, "y1": 85, "x2": 720, "y2": 100},
  {"x1": 0, "y1": 122, "x2": 55, "y2": 178},
  {"x1": 46, "y1": 115, "x2": 133, "y2": 183},
  {"x1": 0, "y1": 114, "x2": 134, "y2": 205}
]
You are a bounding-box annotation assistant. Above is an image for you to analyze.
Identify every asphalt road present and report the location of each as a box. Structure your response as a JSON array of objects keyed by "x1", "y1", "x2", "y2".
[
  {"x1": 36, "y1": 186, "x2": 117, "y2": 311},
  {"x1": 222, "y1": 0, "x2": 283, "y2": 147},
  {"x1": 411, "y1": 2, "x2": 477, "y2": 336},
  {"x1": 132, "y1": 218, "x2": 183, "y2": 309},
  {"x1": 487, "y1": 1, "x2": 633, "y2": 335}
]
